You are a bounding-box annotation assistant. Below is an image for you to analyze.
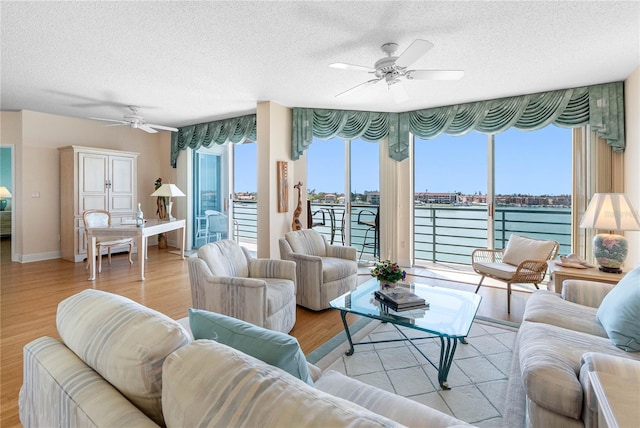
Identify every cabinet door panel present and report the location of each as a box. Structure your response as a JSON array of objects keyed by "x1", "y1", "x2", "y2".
[
  {"x1": 109, "y1": 156, "x2": 135, "y2": 213},
  {"x1": 79, "y1": 153, "x2": 108, "y2": 212},
  {"x1": 82, "y1": 196, "x2": 108, "y2": 211}
]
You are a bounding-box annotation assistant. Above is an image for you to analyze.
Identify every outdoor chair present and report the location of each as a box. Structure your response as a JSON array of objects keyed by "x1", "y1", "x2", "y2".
[
  {"x1": 82, "y1": 209, "x2": 134, "y2": 273},
  {"x1": 205, "y1": 210, "x2": 228, "y2": 242},
  {"x1": 471, "y1": 234, "x2": 559, "y2": 314},
  {"x1": 279, "y1": 229, "x2": 358, "y2": 311},
  {"x1": 188, "y1": 240, "x2": 297, "y2": 333}
]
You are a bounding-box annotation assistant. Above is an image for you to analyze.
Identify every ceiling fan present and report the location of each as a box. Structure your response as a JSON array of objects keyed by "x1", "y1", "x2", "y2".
[
  {"x1": 330, "y1": 39, "x2": 464, "y2": 103},
  {"x1": 89, "y1": 105, "x2": 178, "y2": 133}
]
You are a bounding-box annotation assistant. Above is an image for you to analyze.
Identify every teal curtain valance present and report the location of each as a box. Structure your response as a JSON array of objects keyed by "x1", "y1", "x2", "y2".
[
  {"x1": 171, "y1": 114, "x2": 256, "y2": 167},
  {"x1": 292, "y1": 81, "x2": 624, "y2": 162},
  {"x1": 292, "y1": 108, "x2": 392, "y2": 160}
]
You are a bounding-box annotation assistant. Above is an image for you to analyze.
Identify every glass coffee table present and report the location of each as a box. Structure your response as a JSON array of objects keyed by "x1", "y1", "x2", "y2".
[{"x1": 329, "y1": 278, "x2": 482, "y2": 389}]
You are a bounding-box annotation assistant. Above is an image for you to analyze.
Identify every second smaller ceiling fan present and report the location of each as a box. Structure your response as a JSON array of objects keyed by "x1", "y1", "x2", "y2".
[
  {"x1": 89, "y1": 105, "x2": 178, "y2": 133},
  {"x1": 330, "y1": 39, "x2": 464, "y2": 103}
]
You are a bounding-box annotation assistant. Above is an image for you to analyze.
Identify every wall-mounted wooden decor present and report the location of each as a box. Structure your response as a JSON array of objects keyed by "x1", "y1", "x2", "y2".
[{"x1": 277, "y1": 161, "x2": 288, "y2": 213}]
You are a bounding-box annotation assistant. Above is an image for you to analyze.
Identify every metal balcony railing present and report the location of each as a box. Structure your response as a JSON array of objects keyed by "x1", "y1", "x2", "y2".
[{"x1": 232, "y1": 201, "x2": 572, "y2": 266}]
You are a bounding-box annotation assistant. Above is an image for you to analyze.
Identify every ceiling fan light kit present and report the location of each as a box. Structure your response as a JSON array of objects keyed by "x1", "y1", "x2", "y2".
[
  {"x1": 89, "y1": 105, "x2": 178, "y2": 133},
  {"x1": 331, "y1": 39, "x2": 464, "y2": 102}
]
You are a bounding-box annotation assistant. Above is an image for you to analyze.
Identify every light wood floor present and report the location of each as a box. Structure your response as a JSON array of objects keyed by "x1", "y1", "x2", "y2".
[{"x1": 0, "y1": 238, "x2": 531, "y2": 427}]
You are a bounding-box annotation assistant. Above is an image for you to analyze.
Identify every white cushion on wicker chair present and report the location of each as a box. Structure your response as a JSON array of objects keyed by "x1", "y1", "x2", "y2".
[{"x1": 502, "y1": 234, "x2": 558, "y2": 266}]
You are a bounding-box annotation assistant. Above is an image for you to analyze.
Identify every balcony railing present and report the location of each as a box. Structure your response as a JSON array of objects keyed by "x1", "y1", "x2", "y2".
[{"x1": 232, "y1": 201, "x2": 571, "y2": 266}]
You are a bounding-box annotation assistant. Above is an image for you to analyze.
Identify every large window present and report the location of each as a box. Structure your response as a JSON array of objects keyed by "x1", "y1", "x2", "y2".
[
  {"x1": 307, "y1": 137, "x2": 380, "y2": 263},
  {"x1": 413, "y1": 125, "x2": 572, "y2": 265},
  {"x1": 414, "y1": 132, "x2": 487, "y2": 264},
  {"x1": 494, "y1": 127, "x2": 572, "y2": 255}
]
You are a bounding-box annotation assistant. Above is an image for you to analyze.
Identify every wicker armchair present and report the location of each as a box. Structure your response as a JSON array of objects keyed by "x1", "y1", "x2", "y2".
[
  {"x1": 188, "y1": 240, "x2": 297, "y2": 333},
  {"x1": 471, "y1": 234, "x2": 559, "y2": 313}
]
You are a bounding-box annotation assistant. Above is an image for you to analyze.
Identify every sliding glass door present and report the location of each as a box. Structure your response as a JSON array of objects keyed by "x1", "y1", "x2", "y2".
[
  {"x1": 413, "y1": 125, "x2": 573, "y2": 266},
  {"x1": 307, "y1": 137, "x2": 380, "y2": 263},
  {"x1": 192, "y1": 145, "x2": 230, "y2": 249}
]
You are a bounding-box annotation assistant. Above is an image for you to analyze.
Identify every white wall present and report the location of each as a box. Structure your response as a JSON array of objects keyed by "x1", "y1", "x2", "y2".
[{"x1": 624, "y1": 66, "x2": 640, "y2": 268}]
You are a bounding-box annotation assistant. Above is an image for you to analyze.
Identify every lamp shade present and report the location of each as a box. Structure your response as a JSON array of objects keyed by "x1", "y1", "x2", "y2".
[
  {"x1": 579, "y1": 193, "x2": 640, "y2": 231},
  {"x1": 0, "y1": 186, "x2": 12, "y2": 199},
  {"x1": 150, "y1": 183, "x2": 185, "y2": 198}
]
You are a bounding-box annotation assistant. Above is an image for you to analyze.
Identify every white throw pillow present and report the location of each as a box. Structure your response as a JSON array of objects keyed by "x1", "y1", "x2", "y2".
[{"x1": 502, "y1": 234, "x2": 556, "y2": 266}]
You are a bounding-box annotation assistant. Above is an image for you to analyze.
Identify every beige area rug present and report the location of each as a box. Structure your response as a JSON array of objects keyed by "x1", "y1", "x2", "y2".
[{"x1": 309, "y1": 318, "x2": 518, "y2": 428}]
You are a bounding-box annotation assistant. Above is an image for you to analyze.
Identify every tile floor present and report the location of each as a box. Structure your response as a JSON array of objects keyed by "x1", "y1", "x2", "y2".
[{"x1": 323, "y1": 320, "x2": 517, "y2": 428}]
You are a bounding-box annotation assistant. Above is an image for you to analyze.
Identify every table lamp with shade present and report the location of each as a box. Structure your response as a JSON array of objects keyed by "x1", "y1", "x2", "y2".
[
  {"x1": 150, "y1": 183, "x2": 185, "y2": 221},
  {"x1": 0, "y1": 186, "x2": 12, "y2": 211},
  {"x1": 579, "y1": 193, "x2": 640, "y2": 273}
]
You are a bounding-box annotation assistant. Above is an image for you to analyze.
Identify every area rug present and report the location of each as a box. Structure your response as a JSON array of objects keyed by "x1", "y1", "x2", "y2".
[{"x1": 308, "y1": 317, "x2": 518, "y2": 428}]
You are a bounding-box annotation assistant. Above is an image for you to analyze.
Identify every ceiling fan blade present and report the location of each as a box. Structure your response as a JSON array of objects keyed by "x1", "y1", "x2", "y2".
[
  {"x1": 138, "y1": 124, "x2": 158, "y2": 133},
  {"x1": 335, "y1": 78, "x2": 383, "y2": 98},
  {"x1": 395, "y1": 39, "x2": 434, "y2": 68},
  {"x1": 89, "y1": 117, "x2": 128, "y2": 124},
  {"x1": 146, "y1": 123, "x2": 179, "y2": 132},
  {"x1": 388, "y1": 81, "x2": 409, "y2": 103},
  {"x1": 330, "y1": 62, "x2": 376, "y2": 73},
  {"x1": 407, "y1": 69, "x2": 465, "y2": 80}
]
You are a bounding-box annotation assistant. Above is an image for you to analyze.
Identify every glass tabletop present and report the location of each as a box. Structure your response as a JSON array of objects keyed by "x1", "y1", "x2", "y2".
[{"x1": 329, "y1": 278, "x2": 482, "y2": 339}]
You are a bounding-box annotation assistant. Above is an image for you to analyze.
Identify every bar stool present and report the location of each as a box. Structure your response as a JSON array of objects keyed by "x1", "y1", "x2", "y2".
[{"x1": 357, "y1": 209, "x2": 379, "y2": 261}]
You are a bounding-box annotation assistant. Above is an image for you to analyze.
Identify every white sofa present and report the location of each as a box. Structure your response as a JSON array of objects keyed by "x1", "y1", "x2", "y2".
[
  {"x1": 507, "y1": 266, "x2": 640, "y2": 427},
  {"x1": 19, "y1": 289, "x2": 471, "y2": 428}
]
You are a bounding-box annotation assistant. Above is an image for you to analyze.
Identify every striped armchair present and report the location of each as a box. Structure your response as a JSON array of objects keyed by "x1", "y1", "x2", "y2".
[
  {"x1": 279, "y1": 229, "x2": 358, "y2": 311},
  {"x1": 188, "y1": 240, "x2": 297, "y2": 333}
]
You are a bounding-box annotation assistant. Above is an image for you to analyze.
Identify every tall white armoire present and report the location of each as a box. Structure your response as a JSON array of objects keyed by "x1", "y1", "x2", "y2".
[{"x1": 59, "y1": 145, "x2": 139, "y2": 262}]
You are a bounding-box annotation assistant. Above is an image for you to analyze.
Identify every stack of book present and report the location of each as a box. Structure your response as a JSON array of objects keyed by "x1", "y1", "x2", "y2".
[{"x1": 374, "y1": 287, "x2": 428, "y2": 312}]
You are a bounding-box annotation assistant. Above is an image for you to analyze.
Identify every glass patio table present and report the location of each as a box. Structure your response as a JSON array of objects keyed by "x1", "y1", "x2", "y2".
[{"x1": 329, "y1": 278, "x2": 482, "y2": 389}]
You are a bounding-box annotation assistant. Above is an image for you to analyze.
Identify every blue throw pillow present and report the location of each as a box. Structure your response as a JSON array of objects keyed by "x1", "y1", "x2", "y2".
[
  {"x1": 188, "y1": 308, "x2": 314, "y2": 385},
  {"x1": 596, "y1": 267, "x2": 640, "y2": 352}
]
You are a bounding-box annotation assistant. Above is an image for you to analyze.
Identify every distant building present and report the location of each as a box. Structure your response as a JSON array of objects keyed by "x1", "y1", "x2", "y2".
[
  {"x1": 324, "y1": 193, "x2": 337, "y2": 203},
  {"x1": 365, "y1": 192, "x2": 380, "y2": 205},
  {"x1": 235, "y1": 192, "x2": 255, "y2": 201},
  {"x1": 414, "y1": 192, "x2": 460, "y2": 205}
]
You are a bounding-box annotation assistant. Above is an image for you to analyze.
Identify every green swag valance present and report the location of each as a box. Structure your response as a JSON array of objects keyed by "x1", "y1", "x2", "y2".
[
  {"x1": 292, "y1": 81, "x2": 624, "y2": 162},
  {"x1": 170, "y1": 114, "x2": 256, "y2": 167}
]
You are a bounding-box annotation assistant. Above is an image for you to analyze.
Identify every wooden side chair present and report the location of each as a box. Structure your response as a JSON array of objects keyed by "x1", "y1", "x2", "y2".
[{"x1": 82, "y1": 210, "x2": 134, "y2": 273}]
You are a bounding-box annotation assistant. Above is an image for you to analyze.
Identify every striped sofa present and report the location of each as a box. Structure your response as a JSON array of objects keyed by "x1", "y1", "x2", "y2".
[
  {"x1": 19, "y1": 289, "x2": 472, "y2": 428},
  {"x1": 508, "y1": 275, "x2": 640, "y2": 428}
]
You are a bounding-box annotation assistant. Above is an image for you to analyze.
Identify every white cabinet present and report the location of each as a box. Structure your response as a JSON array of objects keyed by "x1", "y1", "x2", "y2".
[{"x1": 59, "y1": 146, "x2": 139, "y2": 262}]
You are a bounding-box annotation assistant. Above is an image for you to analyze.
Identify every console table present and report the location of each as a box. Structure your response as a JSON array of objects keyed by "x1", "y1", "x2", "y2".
[
  {"x1": 548, "y1": 261, "x2": 626, "y2": 293},
  {"x1": 86, "y1": 219, "x2": 185, "y2": 281}
]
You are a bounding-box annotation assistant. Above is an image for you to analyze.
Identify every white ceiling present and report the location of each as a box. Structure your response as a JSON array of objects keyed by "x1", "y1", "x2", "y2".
[{"x1": 1, "y1": 1, "x2": 639, "y2": 129}]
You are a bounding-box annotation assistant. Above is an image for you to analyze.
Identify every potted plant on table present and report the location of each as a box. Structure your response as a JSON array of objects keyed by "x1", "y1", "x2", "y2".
[{"x1": 371, "y1": 260, "x2": 406, "y2": 288}]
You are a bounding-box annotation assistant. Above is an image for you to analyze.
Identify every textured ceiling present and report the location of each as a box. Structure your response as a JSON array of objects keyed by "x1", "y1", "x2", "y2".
[{"x1": 1, "y1": 1, "x2": 639, "y2": 129}]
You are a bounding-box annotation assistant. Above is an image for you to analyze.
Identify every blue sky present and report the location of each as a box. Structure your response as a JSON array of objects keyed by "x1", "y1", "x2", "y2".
[{"x1": 234, "y1": 125, "x2": 573, "y2": 195}]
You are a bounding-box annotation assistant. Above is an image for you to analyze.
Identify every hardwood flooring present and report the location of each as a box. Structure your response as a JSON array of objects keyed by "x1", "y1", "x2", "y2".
[{"x1": 0, "y1": 238, "x2": 529, "y2": 427}]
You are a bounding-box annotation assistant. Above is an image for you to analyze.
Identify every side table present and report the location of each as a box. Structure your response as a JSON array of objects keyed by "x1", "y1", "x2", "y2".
[
  {"x1": 548, "y1": 261, "x2": 626, "y2": 293},
  {"x1": 588, "y1": 371, "x2": 636, "y2": 428}
]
